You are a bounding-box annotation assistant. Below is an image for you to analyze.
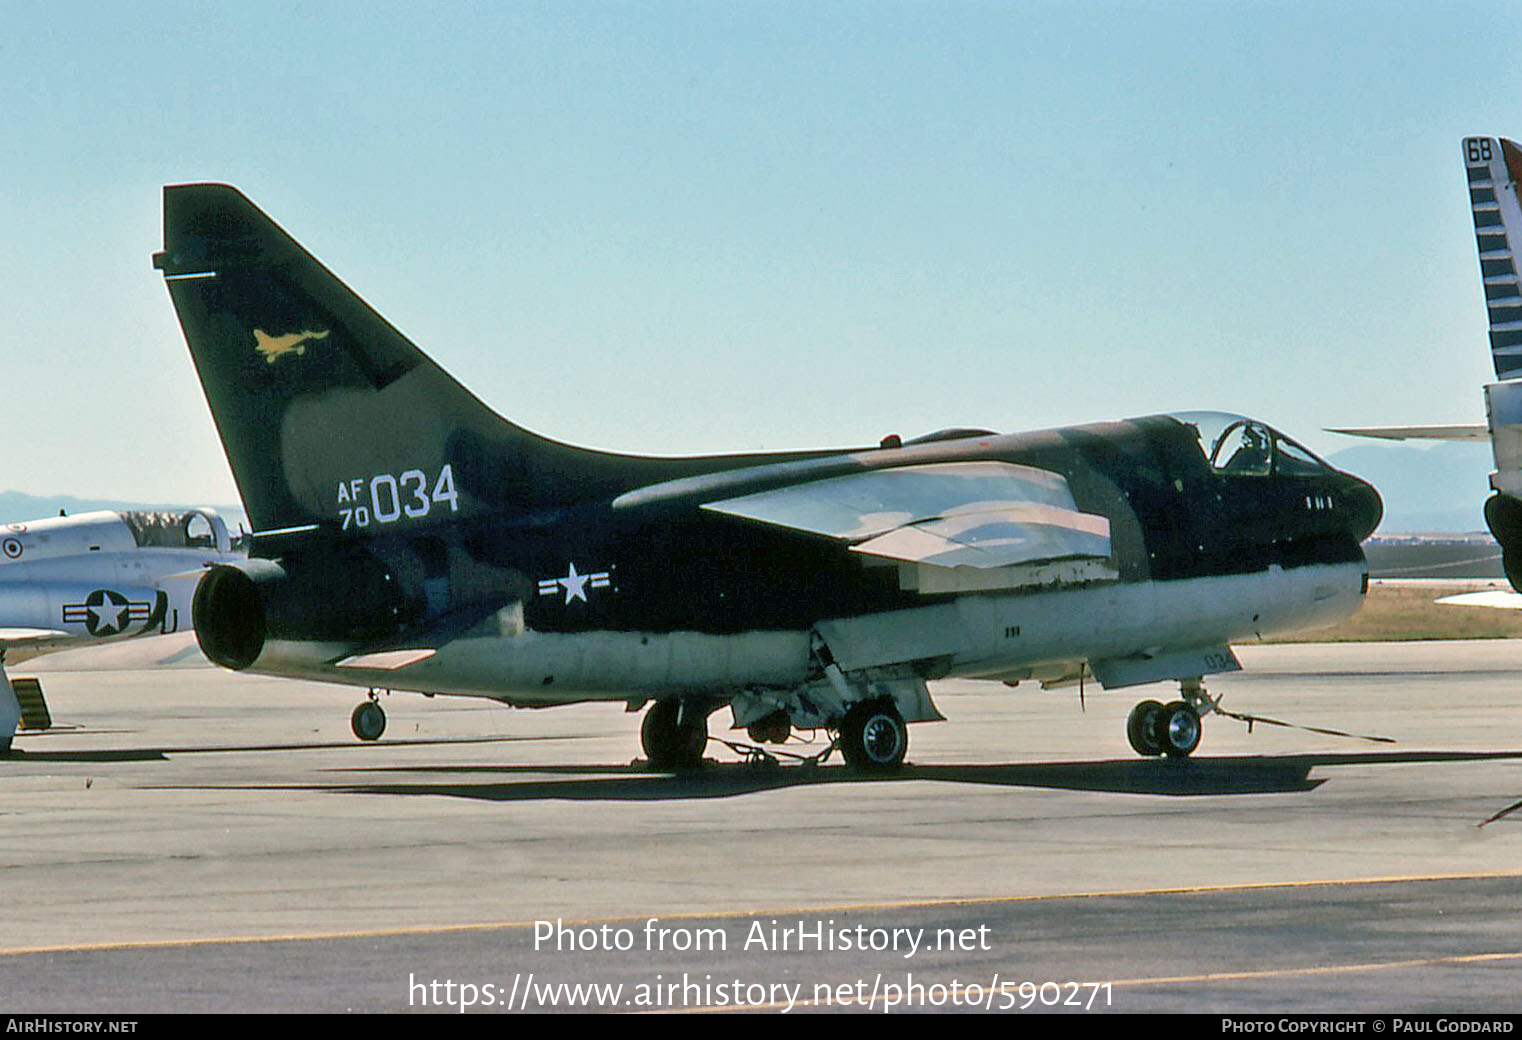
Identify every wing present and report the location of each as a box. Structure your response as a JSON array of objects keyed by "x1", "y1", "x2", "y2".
[
  {"x1": 702, "y1": 461, "x2": 1115, "y2": 591},
  {"x1": 1326, "y1": 424, "x2": 1489, "y2": 442},
  {"x1": 0, "y1": 628, "x2": 71, "y2": 647},
  {"x1": 22, "y1": 631, "x2": 210, "y2": 672}
]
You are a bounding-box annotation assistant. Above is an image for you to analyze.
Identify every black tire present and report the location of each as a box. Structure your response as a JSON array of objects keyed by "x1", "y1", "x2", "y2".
[
  {"x1": 839, "y1": 699, "x2": 908, "y2": 772},
  {"x1": 641, "y1": 700, "x2": 707, "y2": 769},
  {"x1": 351, "y1": 701, "x2": 385, "y2": 742},
  {"x1": 1153, "y1": 700, "x2": 1201, "y2": 758},
  {"x1": 746, "y1": 711, "x2": 790, "y2": 745},
  {"x1": 1126, "y1": 700, "x2": 1164, "y2": 756}
]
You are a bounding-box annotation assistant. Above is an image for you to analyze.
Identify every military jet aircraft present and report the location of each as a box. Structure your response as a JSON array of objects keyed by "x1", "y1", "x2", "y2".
[
  {"x1": 1330, "y1": 137, "x2": 1522, "y2": 603},
  {"x1": 0, "y1": 507, "x2": 240, "y2": 750},
  {"x1": 153, "y1": 184, "x2": 1382, "y2": 770}
]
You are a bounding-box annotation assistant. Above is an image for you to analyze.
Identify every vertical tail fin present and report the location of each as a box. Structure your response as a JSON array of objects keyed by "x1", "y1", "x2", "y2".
[
  {"x1": 1464, "y1": 137, "x2": 1522, "y2": 380},
  {"x1": 1465, "y1": 139, "x2": 1522, "y2": 587},
  {"x1": 153, "y1": 184, "x2": 675, "y2": 538}
]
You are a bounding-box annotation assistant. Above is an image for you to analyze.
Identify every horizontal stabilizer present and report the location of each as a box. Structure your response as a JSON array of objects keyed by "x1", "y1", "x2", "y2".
[
  {"x1": 336, "y1": 649, "x2": 437, "y2": 670},
  {"x1": 1326, "y1": 424, "x2": 1488, "y2": 443},
  {"x1": 330, "y1": 596, "x2": 514, "y2": 668}
]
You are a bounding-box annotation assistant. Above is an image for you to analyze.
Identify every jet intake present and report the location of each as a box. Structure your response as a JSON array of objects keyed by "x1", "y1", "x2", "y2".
[{"x1": 193, "y1": 549, "x2": 408, "y2": 671}]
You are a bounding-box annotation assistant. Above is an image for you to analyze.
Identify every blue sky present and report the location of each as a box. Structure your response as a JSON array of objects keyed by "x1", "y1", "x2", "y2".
[{"x1": 2, "y1": 1, "x2": 1519, "y2": 503}]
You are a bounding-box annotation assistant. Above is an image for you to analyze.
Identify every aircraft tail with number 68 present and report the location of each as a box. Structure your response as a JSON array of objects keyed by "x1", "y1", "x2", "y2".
[{"x1": 1329, "y1": 137, "x2": 1522, "y2": 595}]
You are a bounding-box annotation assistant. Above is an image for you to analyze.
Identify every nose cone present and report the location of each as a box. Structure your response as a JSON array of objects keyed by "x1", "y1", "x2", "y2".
[{"x1": 1341, "y1": 474, "x2": 1383, "y2": 542}]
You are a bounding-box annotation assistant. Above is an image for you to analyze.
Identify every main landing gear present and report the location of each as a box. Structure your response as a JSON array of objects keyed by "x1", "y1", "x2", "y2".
[
  {"x1": 641, "y1": 697, "x2": 912, "y2": 773},
  {"x1": 351, "y1": 690, "x2": 386, "y2": 742},
  {"x1": 641, "y1": 699, "x2": 710, "y2": 770},
  {"x1": 837, "y1": 698, "x2": 908, "y2": 773},
  {"x1": 1126, "y1": 677, "x2": 1210, "y2": 758}
]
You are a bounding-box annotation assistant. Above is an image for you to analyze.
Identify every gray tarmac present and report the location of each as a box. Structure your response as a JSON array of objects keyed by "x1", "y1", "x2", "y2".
[{"x1": 4, "y1": 640, "x2": 1522, "y2": 1013}]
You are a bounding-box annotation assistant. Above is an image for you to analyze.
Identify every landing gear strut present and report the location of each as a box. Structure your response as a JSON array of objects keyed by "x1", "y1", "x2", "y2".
[
  {"x1": 351, "y1": 690, "x2": 386, "y2": 742},
  {"x1": 641, "y1": 699, "x2": 709, "y2": 770},
  {"x1": 1126, "y1": 678, "x2": 1208, "y2": 758}
]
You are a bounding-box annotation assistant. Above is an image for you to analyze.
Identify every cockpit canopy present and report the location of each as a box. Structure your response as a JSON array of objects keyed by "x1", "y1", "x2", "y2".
[
  {"x1": 1168, "y1": 411, "x2": 1336, "y2": 478},
  {"x1": 119, "y1": 508, "x2": 232, "y2": 553}
]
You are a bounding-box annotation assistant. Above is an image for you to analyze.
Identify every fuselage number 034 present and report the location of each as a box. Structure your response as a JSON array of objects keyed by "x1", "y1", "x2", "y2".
[{"x1": 337, "y1": 465, "x2": 459, "y2": 530}]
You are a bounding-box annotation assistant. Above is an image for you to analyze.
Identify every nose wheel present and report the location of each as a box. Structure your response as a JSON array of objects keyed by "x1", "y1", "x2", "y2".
[
  {"x1": 1126, "y1": 679, "x2": 1208, "y2": 758},
  {"x1": 1126, "y1": 699, "x2": 1165, "y2": 756},
  {"x1": 1154, "y1": 699, "x2": 1201, "y2": 757}
]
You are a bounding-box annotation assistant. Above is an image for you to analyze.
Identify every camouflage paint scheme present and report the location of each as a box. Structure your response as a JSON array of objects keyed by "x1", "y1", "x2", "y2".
[{"x1": 154, "y1": 185, "x2": 1381, "y2": 767}]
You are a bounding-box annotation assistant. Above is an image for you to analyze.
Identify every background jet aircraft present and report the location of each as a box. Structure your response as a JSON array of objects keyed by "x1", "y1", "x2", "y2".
[
  {"x1": 154, "y1": 184, "x2": 1382, "y2": 769},
  {"x1": 1331, "y1": 137, "x2": 1522, "y2": 605},
  {"x1": 0, "y1": 507, "x2": 241, "y2": 750}
]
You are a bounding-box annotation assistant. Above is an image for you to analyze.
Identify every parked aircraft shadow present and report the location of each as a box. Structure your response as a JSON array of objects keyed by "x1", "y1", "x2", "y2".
[
  {"x1": 3, "y1": 747, "x2": 171, "y2": 763},
  {"x1": 262, "y1": 748, "x2": 1522, "y2": 804},
  {"x1": 4, "y1": 734, "x2": 561, "y2": 764}
]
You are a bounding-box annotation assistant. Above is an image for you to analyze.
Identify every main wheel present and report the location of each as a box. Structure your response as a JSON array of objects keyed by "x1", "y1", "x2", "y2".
[
  {"x1": 839, "y1": 699, "x2": 907, "y2": 773},
  {"x1": 351, "y1": 700, "x2": 386, "y2": 742},
  {"x1": 641, "y1": 700, "x2": 708, "y2": 769},
  {"x1": 1153, "y1": 700, "x2": 1202, "y2": 758},
  {"x1": 1126, "y1": 700, "x2": 1164, "y2": 756}
]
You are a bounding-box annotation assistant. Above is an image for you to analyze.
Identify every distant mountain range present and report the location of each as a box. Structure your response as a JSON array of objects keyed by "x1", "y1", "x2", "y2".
[
  {"x1": 0, "y1": 440, "x2": 1496, "y2": 537},
  {"x1": 1323, "y1": 441, "x2": 1492, "y2": 533}
]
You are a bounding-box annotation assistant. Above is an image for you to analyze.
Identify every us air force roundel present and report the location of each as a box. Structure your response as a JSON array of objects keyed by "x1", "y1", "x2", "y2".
[
  {"x1": 62, "y1": 589, "x2": 153, "y2": 637},
  {"x1": 536, "y1": 563, "x2": 613, "y2": 605}
]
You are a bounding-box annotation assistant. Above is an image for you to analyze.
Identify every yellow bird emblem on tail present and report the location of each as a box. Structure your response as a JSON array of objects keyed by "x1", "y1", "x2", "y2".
[{"x1": 254, "y1": 328, "x2": 329, "y2": 363}]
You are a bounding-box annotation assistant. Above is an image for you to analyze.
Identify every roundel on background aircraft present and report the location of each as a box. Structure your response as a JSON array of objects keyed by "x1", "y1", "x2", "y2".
[{"x1": 81, "y1": 589, "x2": 131, "y2": 637}]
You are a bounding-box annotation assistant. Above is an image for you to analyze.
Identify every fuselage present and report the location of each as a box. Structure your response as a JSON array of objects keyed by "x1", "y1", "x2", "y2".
[
  {"x1": 156, "y1": 180, "x2": 1385, "y2": 762},
  {"x1": 0, "y1": 509, "x2": 239, "y2": 648},
  {"x1": 215, "y1": 412, "x2": 1380, "y2": 706}
]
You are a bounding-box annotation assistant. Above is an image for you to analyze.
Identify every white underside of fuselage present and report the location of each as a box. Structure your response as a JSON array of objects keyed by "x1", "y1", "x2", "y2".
[{"x1": 247, "y1": 561, "x2": 1366, "y2": 708}]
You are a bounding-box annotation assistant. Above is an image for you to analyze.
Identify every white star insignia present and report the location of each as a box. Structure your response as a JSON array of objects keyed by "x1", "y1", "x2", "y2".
[
  {"x1": 88, "y1": 594, "x2": 129, "y2": 634},
  {"x1": 537, "y1": 563, "x2": 614, "y2": 605},
  {"x1": 559, "y1": 563, "x2": 590, "y2": 604}
]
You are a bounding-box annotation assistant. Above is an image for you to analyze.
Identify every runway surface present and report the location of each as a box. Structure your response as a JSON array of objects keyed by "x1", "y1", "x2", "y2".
[{"x1": 4, "y1": 640, "x2": 1522, "y2": 1013}]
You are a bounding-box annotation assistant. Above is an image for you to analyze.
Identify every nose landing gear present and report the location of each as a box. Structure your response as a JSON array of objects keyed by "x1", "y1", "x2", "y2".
[{"x1": 1126, "y1": 677, "x2": 1210, "y2": 758}]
